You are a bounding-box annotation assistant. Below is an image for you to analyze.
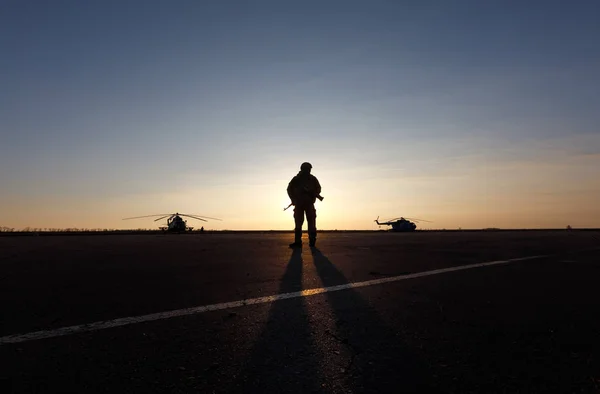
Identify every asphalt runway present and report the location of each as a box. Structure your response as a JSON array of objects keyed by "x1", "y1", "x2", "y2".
[{"x1": 1, "y1": 231, "x2": 599, "y2": 393}]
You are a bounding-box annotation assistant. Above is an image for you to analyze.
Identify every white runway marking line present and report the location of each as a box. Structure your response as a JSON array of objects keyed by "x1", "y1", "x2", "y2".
[{"x1": 1, "y1": 254, "x2": 547, "y2": 345}]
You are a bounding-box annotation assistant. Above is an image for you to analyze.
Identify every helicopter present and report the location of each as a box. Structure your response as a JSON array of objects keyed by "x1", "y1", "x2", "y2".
[
  {"x1": 374, "y1": 216, "x2": 432, "y2": 232},
  {"x1": 122, "y1": 212, "x2": 222, "y2": 232}
]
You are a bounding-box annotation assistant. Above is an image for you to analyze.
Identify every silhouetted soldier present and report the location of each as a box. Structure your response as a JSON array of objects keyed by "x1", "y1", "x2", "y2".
[{"x1": 287, "y1": 162, "x2": 322, "y2": 248}]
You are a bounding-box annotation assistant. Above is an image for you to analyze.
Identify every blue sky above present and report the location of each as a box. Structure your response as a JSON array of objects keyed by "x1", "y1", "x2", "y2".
[{"x1": 1, "y1": 0, "x2": 599, "y2": 229}]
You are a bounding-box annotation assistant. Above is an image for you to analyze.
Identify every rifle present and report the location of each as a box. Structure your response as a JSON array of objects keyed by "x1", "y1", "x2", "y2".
[{"x1": 283, "y1": 194, "x2": 324, "y2": 211}]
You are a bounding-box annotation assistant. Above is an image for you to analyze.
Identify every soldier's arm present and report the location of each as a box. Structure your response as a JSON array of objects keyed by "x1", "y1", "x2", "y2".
[
  {"x1": 314, "y1": 177, "x2": 322, "y2": 195},
  {"x1": 287, "y1": 177, "x2": 296, "y2": 201}
]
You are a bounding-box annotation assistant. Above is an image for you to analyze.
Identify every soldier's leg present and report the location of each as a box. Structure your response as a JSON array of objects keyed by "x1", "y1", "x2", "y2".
[
  {"x1": 292, "y1": 206, "x2": 305, "y2": 245},
  {"x1": 306, "y1": 205, "x2": 317, "y2": 246}
]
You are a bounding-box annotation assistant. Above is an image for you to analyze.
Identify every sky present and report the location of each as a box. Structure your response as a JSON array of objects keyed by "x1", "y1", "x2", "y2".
[{"x1": 1, "y1": 0, "x2": 599, "y2": 230}]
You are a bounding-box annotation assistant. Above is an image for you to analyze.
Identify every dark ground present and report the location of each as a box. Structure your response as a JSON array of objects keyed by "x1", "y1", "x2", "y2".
[{"x1": 0, "y1": 231, "x2": 599, "y2": 393}]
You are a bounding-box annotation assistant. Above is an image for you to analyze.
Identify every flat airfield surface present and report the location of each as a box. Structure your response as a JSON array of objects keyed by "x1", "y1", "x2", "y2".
[{"x1": 1, "y1": 231, "x2": 599, "y2": 393}]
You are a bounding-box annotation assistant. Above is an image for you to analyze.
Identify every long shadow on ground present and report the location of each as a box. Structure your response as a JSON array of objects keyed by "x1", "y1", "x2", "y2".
[
  {"x1": 310, "y1": 247, "x2": 442, "y2": 394},
  {"x1": 231, "y1": 248, "x2": 324, "y2": 393}
]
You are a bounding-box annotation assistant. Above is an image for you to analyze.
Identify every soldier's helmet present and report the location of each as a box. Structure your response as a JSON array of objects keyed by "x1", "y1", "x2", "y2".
[{"x1": 300, "y1": 162, "x2": 312, "y2": 171}]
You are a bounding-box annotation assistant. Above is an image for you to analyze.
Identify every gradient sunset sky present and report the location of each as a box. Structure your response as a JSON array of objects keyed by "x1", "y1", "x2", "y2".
[{"x1": 1, "y1": 0, "x2": 599, "y2": 230}]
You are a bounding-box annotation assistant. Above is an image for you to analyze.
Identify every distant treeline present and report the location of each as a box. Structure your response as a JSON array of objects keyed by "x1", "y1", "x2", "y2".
[{"x1": 1, "y1": 227, "x2": 144, "y2": 233}]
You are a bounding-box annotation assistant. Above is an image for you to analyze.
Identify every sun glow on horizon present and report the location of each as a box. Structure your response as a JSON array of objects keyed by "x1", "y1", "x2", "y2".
[{"x1": 3, "y1": 147, "x2": 599, "y2": 231}]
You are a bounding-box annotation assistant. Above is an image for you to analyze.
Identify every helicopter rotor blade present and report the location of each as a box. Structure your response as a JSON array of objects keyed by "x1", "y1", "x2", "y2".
[
  {"x1": 154, "y1": 215, "x2": 172, "y2": 222},
  {"x1": 122, "y1": 214, "x2": 171, "y2": 220},
  {"x1": 405, "y1": 217, "x2": 433, "y2": 223},
  {"x1": 180, "y1": 214, "x2": 222, "y2": 221},
  {"x1": 182, "y1": 215, "x2": 208, "y2": 222}
]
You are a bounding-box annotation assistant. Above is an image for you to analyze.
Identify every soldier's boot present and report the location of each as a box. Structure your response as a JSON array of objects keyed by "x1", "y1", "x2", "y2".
[
  {"x1": 289, "y1": 229, "x2": 303, "y2": 248},
  {"x1": 308, "y1": 231, "x2": 316, "y2": 248}
]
